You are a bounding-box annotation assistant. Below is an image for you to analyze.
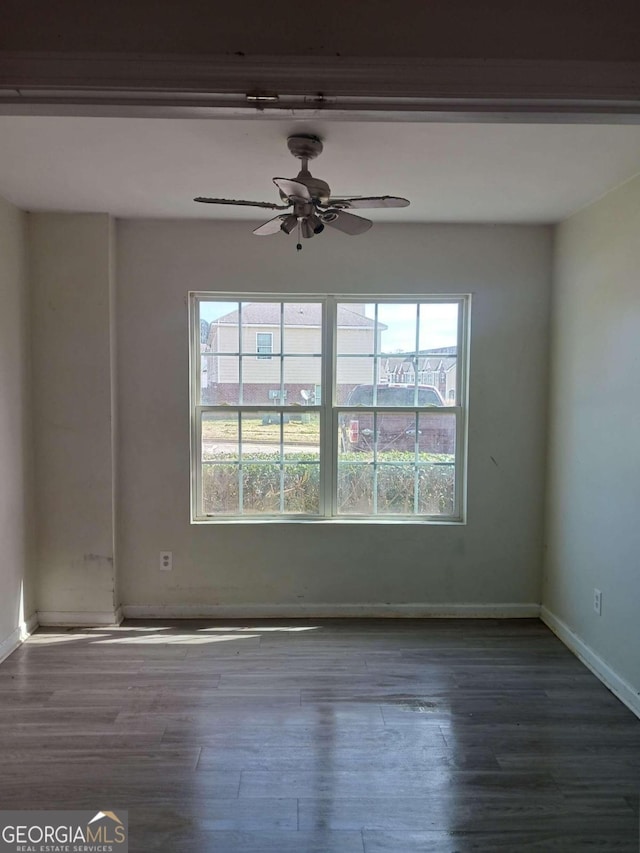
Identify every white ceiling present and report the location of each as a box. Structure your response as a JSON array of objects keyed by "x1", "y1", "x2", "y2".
[{"x1": 1, "y1": 116, "x2": 640, "y2": 223}]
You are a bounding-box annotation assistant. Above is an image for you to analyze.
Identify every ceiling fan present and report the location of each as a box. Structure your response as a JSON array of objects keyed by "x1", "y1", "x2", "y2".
[{"x1": 194, "y1": 134, "x2": 410, "y2": 250}]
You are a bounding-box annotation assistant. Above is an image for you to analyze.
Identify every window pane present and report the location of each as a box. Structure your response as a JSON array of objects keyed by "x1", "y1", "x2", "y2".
[
  {"x1": 336, "y1": 303, "x2": 378, "y2": 355},
  {"x1": 202, "y1": 464, "x2": 239, "y2": 515},
  {"x1": 418, "y1": 464, "x2": 455, "y2": 515},
  {"x1": 375, "y1": 411, "x2": 421, "y2": 454},
  {"x1": 336, "y1": 357, "x2": 374, "y2": 404},
  {"x1": 283, "y1": 356, "x2": 322, "y2": 406},
  {"x1": 240, "y1": 302, "x2": 280, "y2": 354},
  {"x1": 243, "y1": 350, "x2": 281, "y2": 392},
  {"x1": 242, "y1": 464, "x2": 282, "y2": 514},
  {"x1": 282, "y1": 303, "x2": 322, "y2": 353},
  {"x1": 240, "y1": 411, "x2": 281, "y2": 460},
  {"x1": 417, "y1": 412, "x2": 456, "y2": 457},
  {"x1": 377, "y1": 464, "x2": 415, "y2": 514},
  {"x1": 201, "y1": 356, "x2": 240, "y2": 404},
  {"x1": 337, "y1": 461, "x2": 374, "y2": 515},
  {"x1": 418, "y1": 302, "x2": 459, "y2": 406},
  {"x1": 284, "y1": 412, "x2": 320, "y2": 461},
  {"x1": 200, "y1": 301, "x2": 240, "y2": 354},
  {"x1": 377, "y1": 303, "x2": 418, "y2": 354},
  {"x1": 199, "y1": 351, "x2": 213, "y2": 404},
  {"x1": 238, "y1": 412, "x2": 321, "y2": 460},
  {"x1": 383, "y1": 355, "x2": 416, "y2": 388},
  {"x1": 201, "y1": 411, "x2": 239, "y2": 460},
  {"x1": 418, "y1": 302, "x2": 459, "y2": 350},
  {"x1": 284, "y1": 464, "x2": 320, "y2": 514}
]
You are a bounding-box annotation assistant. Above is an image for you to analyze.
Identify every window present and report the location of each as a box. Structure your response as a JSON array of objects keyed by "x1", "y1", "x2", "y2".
[
  {"x1": 191, "y1": 295, "x2": 468, "y2": 521},
  {"x1": 256, "y1": 332, "x2": 273, "y2": 359}
]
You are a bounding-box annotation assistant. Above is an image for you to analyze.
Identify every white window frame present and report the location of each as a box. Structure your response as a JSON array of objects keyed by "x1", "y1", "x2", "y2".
[
  {"x1": 190, "y1": 293, "x2": 470, "y2": 523},
  {"x1": 256, "y1": 331, "x2": 273, "y2": 359}
]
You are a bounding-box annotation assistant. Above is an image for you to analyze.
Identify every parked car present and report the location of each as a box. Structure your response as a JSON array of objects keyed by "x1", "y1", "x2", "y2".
[{"x1": 340, "y1": 384, "x2": 454, "y2": 454}]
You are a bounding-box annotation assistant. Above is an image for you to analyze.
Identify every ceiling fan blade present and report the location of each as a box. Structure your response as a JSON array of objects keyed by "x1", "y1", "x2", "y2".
[
  {"x1": 194, "y1": 197, "x2": 289, "y2": 210},
  {"x1": 273, "y1": 178, "x2": 311, "y2": 202},
  {"x1": 253, "y1": 215, "x2": 287, "y2": 236},
  {"x1": 324, "y1": 211, "x2": 373, "y2": 236},
  {"x1": 328, "y1": 195, "x2": 410, "y2": 209}
]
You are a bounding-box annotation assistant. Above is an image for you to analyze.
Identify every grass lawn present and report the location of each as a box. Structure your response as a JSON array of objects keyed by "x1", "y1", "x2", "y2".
[{"x1": 202, "y1": 415, "x2": 320, "y2": 445}]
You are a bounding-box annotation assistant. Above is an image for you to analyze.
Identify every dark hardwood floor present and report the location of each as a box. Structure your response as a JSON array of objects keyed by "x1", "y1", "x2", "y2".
[{"x1": 0, "y1": 619, "x2": 638, "y2": 852}]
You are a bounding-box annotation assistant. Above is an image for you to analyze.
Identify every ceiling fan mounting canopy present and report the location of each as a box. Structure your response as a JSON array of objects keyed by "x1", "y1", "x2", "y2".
[
  {"x1": 193, "y1": 133, "x2": 409, "y2": 250},
  {"x1": 287, "y1": 134, "x2": 323, "y2": 161}
]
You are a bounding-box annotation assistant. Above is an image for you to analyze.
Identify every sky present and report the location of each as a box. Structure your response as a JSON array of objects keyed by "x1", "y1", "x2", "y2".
[
  {"x1": 369, "y1": 302, "x2": 458, "y2": 352},
  {"x1": 200, "y1": 300, "x2": 458, "y2": 352}
]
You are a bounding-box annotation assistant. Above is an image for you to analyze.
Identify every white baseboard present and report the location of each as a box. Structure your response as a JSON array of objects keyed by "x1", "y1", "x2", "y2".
[
  {"x1": 541, "y1": 606, "x2": 640, "y2": 720},
  {"x1": 122, "y1": 603, "x2": 541, "y2": 619},
  {"x1": 37, "y1": 608, "x2": 123, "y2": 627},
  {"x1": 0, "y1": 613, "x2": 39, "y2": 664}
]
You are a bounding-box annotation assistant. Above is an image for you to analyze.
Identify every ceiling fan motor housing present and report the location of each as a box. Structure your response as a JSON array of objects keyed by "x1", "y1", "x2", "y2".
[
  {"x1": 282, "y1": 135, "x2": 332, "y2": 205},
  {"x1": 285, "y1": 171, "x2": 331, "y2": 205}
]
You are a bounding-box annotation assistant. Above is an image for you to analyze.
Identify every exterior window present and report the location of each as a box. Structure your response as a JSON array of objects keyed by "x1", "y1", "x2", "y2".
[
  {"x1": 192, "y1": 295, "x2": 468, "y2": 521},
  {"x1": 256, "y1": 332, "x2": 273, "y2": 359}
]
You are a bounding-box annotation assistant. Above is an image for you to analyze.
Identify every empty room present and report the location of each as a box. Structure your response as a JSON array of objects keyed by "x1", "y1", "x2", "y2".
[{"x1": 1, "y1": 4, "x2": 640, "y2": 852}]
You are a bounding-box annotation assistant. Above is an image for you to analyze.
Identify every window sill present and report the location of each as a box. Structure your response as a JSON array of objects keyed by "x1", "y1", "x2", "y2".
[{"x1": 191, "y1": 516, "x2": 466, "y2": 526}]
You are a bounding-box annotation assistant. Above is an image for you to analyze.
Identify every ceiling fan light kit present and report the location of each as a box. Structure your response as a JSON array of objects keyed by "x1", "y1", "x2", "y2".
[{"x1": 194, "y1": 134, "x2": 409, "y2": 251}]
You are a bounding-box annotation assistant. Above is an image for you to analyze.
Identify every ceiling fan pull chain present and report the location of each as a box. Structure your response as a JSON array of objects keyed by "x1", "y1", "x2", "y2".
[{"x1": 297, "y1": 218, "x2": 303, "y2": 252}]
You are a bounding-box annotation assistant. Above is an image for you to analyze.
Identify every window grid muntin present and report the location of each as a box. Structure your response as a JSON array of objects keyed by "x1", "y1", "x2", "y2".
[
  {"x1": 335, "y1": 405, "x2": 458, "y2": 518},
  {"x1": 191, "y1": 293, "x2": 467, "y2": 522},
  {"x1": 335, "y1": 299, "x2": 460, "y2": 410},
  {"x1": 200, "y1": 407, "x2": 322, "y2": 517}
]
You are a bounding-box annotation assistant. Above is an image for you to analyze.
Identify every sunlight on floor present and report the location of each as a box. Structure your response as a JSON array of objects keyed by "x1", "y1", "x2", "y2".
[
  {"x1": 26, "y1": 624, "x2": 321, "y2": 646},
  {"x1": 197, "y1": 626, "x2": 319, "y2": 633},
  {"x1": 93, "y1": 633, "x2": 260, "y2": 645},
  {"x1": 26, "y1": 633, "x2": 106, "y2": 644}
]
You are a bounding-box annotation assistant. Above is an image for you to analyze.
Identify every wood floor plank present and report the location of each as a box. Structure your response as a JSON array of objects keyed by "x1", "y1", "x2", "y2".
[
  {"x1": 130, "y1": 798, "x2": 298, "y2": 831},
  {"x1": 141, "y1": 829, "x2": 365, "y2": 852},
  {"x1": 197, "y1": 744, "x2": 499, "y2": 772},
  {"x1": 162, "y1": 724, "x2": 448, "y2": 749},
  {"x1": 0, "y1": 618, "x2": 638, "y2": 851},
  {"x1": 362, "y1": 829, "x2": 639, "y2": 852},
  {"x1": 298, "y1": 794, "x2": 637, "y2": 832},
  {"x1": 239, "y1": 769, "x2": 561, "y2": 799}
]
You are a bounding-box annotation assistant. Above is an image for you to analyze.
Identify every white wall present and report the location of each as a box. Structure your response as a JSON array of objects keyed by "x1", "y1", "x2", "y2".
[
  {"x1": 30, "y1": 213, "x2": 120, "y2": 624},
  {"x1": 0, "y1": 195, "x2": 34, "y2": 658},
  {"x1": 544, "y1": 174, "x2": 640, "y2": 703},
  {"x1": 117, "y1": 220, "x2": 551, "y2": 613}
]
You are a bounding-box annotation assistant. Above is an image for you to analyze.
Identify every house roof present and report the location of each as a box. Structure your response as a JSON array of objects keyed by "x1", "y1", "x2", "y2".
[{"x1": 210, "y1": 303, "x2": 381, "y2": 328}]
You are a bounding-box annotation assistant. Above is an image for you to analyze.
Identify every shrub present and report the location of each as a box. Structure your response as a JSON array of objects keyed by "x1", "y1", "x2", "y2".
[{"x1": 202, "y1": 452, "x2": 454, "y2": 515}]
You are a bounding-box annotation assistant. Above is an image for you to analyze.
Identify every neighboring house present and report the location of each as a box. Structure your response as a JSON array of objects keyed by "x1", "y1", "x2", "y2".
[
  {"x1": 200, "y1": 340, "x2": 213, "y2": 394},
  {"x1": 383, "y1": 346, "x2": 458, "y2": 405},
  {"x1": 202, "y1": 303, "x2": 386, "y2": 405}
]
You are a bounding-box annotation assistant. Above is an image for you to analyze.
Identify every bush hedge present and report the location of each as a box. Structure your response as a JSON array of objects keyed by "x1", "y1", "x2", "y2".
[{"x1": 202, "y1": 452, "x2": 454, "y2": 515}]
